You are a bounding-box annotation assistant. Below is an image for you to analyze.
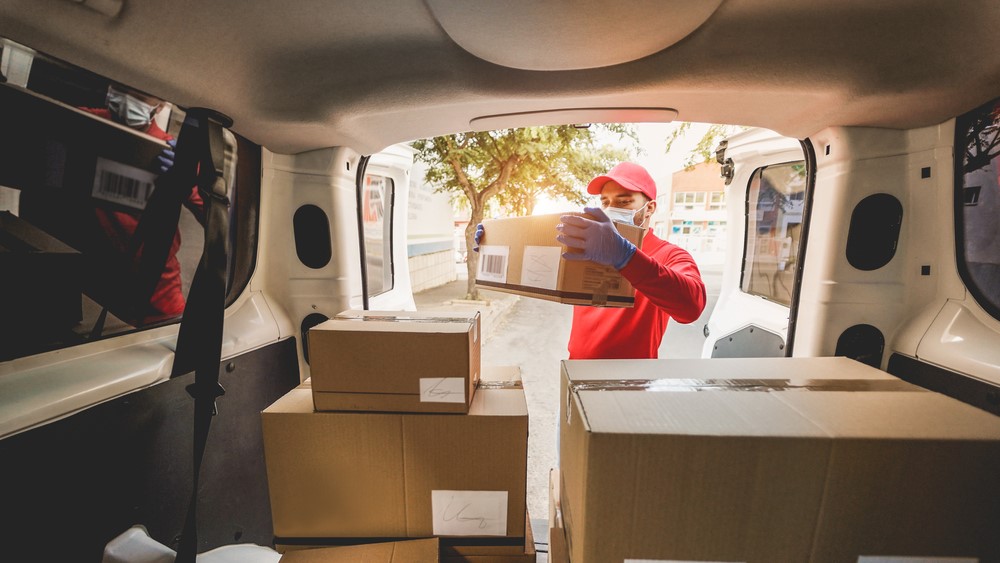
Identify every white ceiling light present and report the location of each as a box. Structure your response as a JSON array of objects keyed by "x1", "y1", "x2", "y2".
[{"x1": 426, "y1": 0, "x2": 724, "y2": 71}]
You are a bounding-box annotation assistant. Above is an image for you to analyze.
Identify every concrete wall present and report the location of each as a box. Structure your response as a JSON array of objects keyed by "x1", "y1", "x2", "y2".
[
  {"x1": 407, "y1": 158, "x2": 457, "y2": 292},
  {"x1": 408, "y1": 249, "x2": 456, "y2": 293}
]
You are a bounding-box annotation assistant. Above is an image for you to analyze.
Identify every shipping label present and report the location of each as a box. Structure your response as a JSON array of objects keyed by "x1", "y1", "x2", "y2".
[
  {"x1": 431, "y1": 490, "x2": 508, "y2": 536},
  {"x1": 92, "y1": 157, "x2": 157, "y2": 210},
  {"x1": 520, "y1": 245, "x2": 561, "y2": 290},
  {"x1": 477, "y1": 245, "x2": 509, "y2": 283},
  {"x1": 419, "y1": 377, "x2": 465, "y2": 403}
]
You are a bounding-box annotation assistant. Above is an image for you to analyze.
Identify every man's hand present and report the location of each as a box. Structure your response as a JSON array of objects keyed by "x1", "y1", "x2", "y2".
[
  {"x1": 157, "y1": 139, "x2": 176, "y2": 174},
  {"x1": 557, "y1": 207, "x2": 637, "y2": 270},
  {"x1": 473, "y1": 223, "x2": 484, "y2": 252}
]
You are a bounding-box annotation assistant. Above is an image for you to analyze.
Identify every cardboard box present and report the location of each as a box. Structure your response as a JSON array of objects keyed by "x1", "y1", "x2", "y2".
[
  {"x1": 546, "y1": 469, "x2": 568, "y2": 563},
  {"x1": 476, "y1": 213, "x2": 644, "y2": 308},
  {"x1": 439, "y1": 509, "x2": 534, "y2": 561},
  {"x1": 439, "y1": 519, "x2": 535, "y2": 562},
  {"x1": 278, "y1": 511, "x2": 535, "y2": 560},
  {"x1": 559, "y1": 357, "x2": 1000, "y2": 563},
  {"x1": 0, "y1": 211, "x2": 82, "y2": 340},
  {"x1": 263, "y1": 376, "x2": 527, "y2": 541},
  {"x1": 309, "y1": 310, "x2": 481, "y2": 413},
  {"x1": 278, "y1": 538, "x2": 439, "y2": 562}
]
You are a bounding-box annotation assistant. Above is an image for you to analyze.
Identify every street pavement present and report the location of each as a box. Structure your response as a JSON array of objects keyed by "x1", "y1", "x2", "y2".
[{"x1": 413, "y1": 264, "x2": 722, "y2": 523}]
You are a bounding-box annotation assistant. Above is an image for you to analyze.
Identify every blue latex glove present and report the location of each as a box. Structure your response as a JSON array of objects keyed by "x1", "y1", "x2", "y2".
[
  {"x1": 556, "y1": 207, "x2": 637, "y2": 270},
  {"x1": 157, "y1": 139, "x2": 176, "y2": 174},
  {"x1": 473, "y1": 223, "x2": 484, "y2": 252}
]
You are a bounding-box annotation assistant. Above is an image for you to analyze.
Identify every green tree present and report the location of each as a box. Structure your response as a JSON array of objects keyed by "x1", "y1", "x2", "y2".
[
  {"x1": 666, "y1": 122, "x2": 748, "y2": 170},
  {"x1": 413, "y1": 125, "x2": 636, "y2": 300}
]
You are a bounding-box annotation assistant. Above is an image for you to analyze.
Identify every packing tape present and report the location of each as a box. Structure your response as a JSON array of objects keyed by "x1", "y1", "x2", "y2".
[
  {"x1": 334, "y1": 314, "x2": 478, "y2": 324},
  {"x1": 477, "y1": 380, "x2": 524, "y2": 390},
  {"x1": 569, "y1": 378, "x2": 927, "y2": 393},
  {"x1": 590, "y1": 280, "x2": 609, "y2": 307}
]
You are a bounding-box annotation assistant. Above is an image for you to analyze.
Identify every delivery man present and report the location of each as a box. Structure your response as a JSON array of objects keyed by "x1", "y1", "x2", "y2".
[
  {"x1": 82, "y1": 83, "x2": 204, "y2": 324},
  {"x1": 476, "y1": 162, "x2": 706, "y2": 359}
]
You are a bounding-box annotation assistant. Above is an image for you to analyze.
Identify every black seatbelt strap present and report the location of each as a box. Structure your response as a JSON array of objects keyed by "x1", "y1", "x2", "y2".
[
  {"x1": 88, "y1": 115, "x2": 205, "y2": 339},
  {"x1": 167, "y1": 108, "x2": 235, "y2": 563}
]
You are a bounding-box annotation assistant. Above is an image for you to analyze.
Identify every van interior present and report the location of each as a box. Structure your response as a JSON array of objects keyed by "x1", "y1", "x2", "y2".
[{"x1": 1, "y1": 1, "x2": 999, "y2": 561}]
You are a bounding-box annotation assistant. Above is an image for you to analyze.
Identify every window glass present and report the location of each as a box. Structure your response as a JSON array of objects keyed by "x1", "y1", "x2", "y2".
[
  {"x1": 708, "y1": 191, "x2": 725, "y2": 210},
  {"x1": 741, "y1": 161, "x2": 807, "y2": 306},
  {"x1": 363, "y1": 173, "x2": 394, "y2": 296},
  {"x1": 0, "y1": 37, "x2": 257, "y2": 361},
  {"x1": 956, "y1": 97, "x2": 1000, "y2": 319}
]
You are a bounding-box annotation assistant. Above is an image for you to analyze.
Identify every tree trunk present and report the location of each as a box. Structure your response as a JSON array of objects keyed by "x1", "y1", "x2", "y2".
[{"x1": 464, "y1": 219, "x2": 480, "y2": 300}]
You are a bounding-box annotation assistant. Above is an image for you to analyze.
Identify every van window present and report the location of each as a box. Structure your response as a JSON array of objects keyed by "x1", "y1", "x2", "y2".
[
  {"x1": 0, "y1": 38, "x2": 258, "y2": 361},
  {"x1": 741, "y1": 161, "x2": 807, "y2": 306},
  {"x1": 956, "y1": 97, "x2": 1000, "y2": 320},
  {"x1": 363, "y1": 173, "x2": 393, "y2": 296}
]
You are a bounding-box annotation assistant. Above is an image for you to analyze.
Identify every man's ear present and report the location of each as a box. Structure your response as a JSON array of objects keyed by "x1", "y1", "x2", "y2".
[{"x1": 645, "y1": 199, "x2": 657, "y2": 218}]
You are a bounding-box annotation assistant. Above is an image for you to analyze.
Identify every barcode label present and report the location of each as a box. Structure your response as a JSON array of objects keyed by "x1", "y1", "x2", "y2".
[
  {"x1": 92, "y1": 157, "x2": 158, "y2": 210},
  {"x1": 476, "y1": 245, "x2": 509, "y2": 283}
]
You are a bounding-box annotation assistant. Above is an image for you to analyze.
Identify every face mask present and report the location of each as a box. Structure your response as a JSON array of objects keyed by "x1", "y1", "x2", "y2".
[
  {"x1": 603, "y1": 201, "x2": 649, "y2": 226},
  {"x1": 106, "y1": 89, "x2": 156, "y2": 129}
]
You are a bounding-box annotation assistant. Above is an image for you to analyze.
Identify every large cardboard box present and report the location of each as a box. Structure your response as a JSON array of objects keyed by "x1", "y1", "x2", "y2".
[
  {"x1": 309, "y1": 310, "x2": 481, "y2": 413},
  {"x1": 263, "y1": 375, "x2": 527, "y2": 541},
  {"x1": 559, "y1": 357, "x2": 1000, "y2": 563},
  {"x1": 278, "y1": 538, "x2": 439, "y2": 562},
  {"x1": 476, "y1": 213, "x2": 644, "y2": 307}
]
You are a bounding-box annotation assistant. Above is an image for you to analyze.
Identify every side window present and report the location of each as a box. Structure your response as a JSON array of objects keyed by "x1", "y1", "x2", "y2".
[
  {"x1": 0, "y1": 37, "x2": 258, "y2": 361},
  {"x1": 956, "y1": 97, "x2": 1000, "y2": 319},
  {"x1": 741, "y1": 161, "x2": 807, "y2": 306},
  {"x1": 362, "y1": 173, "x2": 394, "y2": 296}
]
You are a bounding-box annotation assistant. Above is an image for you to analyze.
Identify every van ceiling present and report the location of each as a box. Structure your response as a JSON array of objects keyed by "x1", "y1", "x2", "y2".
[{"x1": 2, "y1": 0, "x2": 998, "y2": 154}]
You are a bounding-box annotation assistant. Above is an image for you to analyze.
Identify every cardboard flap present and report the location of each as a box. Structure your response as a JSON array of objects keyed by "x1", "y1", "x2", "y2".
[
  {"x1": 278, "y1": 538, "x2": 439, "y2": 562},
  {"x1": 470, "y1": 386, "x2": 528, "y2": 417},
  {"x1": 577, "y1": 389, "x2": 829, "y2": 437},
  {"x1": 562, "y1": 356, "x2": 899, "y2": 383},
  {"x1": 776, "y1": 390, "x2": 1000, "y2": 439}
]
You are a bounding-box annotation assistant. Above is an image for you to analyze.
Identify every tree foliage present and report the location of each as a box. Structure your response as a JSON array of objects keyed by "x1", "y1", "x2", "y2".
[
  {"x1": 961, "y1": 100, "x2": 1000, "y2": 174},
  {"x1": 413, "y1": 125, "x2": 637, "y2": 299},
  {"x1": 665, "y1": 122, "x2": 748, "y2": 170}
]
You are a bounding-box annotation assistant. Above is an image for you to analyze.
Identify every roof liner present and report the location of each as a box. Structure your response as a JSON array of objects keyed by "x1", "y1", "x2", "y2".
[{"x1": 1, "y1": 0, "x2": 998, "y2": 154}]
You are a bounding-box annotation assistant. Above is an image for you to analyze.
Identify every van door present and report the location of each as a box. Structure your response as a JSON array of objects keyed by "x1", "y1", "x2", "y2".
[
  {"x1": 362, "y1": 145, "x2": 416, "y2": 311},
  {"x1": 701, "y1": 128, "x2": 810, "y2": 358}
]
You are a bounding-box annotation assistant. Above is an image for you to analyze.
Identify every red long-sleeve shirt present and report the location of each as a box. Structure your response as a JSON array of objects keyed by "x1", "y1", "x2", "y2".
[
  {"x1": 567, "y1": 232, "x2": 706, "y2": 359},
  {"x1": 82, "y1": 108, "x2": 204, "y2": 321}
]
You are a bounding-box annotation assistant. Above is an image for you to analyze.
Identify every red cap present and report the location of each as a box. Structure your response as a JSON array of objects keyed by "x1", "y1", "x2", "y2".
[{"x1": 586, "y1": 162, "x2": 657, "y2": 200}]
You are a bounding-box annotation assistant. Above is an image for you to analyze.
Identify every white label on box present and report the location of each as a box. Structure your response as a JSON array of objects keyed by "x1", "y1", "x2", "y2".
[
  {"x1": 419, "y1": 377, "x2": 466, "y2": 403},
  {"x1": 520, "y1": 245, "x2": 562, "y2": 290},
  {"x1": 858, "y1": 558, "x2": 978, "y2": 563},
  {"x1": 432, "y1": 490, "x2": 508, "y2": 536},
  {"x1": 477, "y1": 245, "x2": 509, "y2": 283},
  {"x1": 92, "y1": 157, "x2": 158, "y2": 210}
]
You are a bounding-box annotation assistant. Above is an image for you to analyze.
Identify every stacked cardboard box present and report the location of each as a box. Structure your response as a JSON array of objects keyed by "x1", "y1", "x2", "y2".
[
  {"x1": 475, "y1": 213, "x2": 644, "y2": 308},
  {"x1": 0, "y1": 211, "x2": 82, "y2": 341},
  {"x1": 557, "y1": 357, "x2": 1000, "y2": 563},
  {"x1": 262, "y1": 310, "x2": 534, "y2": 561},
  {"x1": 308, "y1": 310, "x2": 482, "y2": 413},
  {"x1": 278, "y1": 538, "x2": 439, "y2": 562}
]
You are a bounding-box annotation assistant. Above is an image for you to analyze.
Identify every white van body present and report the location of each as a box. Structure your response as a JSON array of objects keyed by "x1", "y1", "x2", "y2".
[{"x1": 0, "y1": 1, "x2": 999, "y2": 560}]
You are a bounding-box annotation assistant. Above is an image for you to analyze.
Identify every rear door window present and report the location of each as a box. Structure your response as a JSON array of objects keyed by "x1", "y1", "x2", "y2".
[
  {"x1": 741, "y1": 161, "x2": 807, "y2": 306},
  {"x1": 363, "y1": 173, "x2": 394, "y2": 296},
  {"x1": 956, "y1": 97, "x2": 1000, "y2": 319},
  {"x1": 0, "y1": 38, "x2": 258, "y2": 361}
]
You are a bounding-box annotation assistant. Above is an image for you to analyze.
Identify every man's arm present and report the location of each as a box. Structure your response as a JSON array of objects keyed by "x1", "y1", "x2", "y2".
[{"x1": 619, "y1": 245, "x2": 706, "y2": 324}]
